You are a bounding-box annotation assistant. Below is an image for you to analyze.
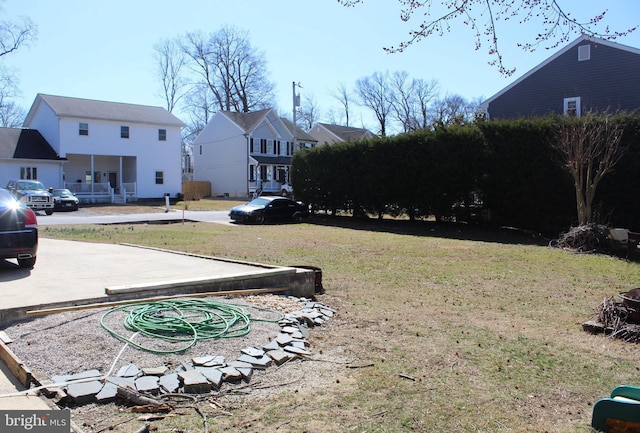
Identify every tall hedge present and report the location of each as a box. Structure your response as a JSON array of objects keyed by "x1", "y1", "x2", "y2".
[{"x1": 291, "y1": 115, "x2": 640, "y2": 234}]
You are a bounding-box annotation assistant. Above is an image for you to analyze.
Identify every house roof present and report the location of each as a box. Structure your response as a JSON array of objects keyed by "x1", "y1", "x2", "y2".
[
  {"x1": 481, "y1": 36, "x2": 640, "y2": 109},
  {"x1": 24, "y1": 94, "x2": 186, "y2": 127},
  {"x1": 0, "y1": 128, "x2": 62, "y2": 160},
  {"x1": 220, "y1": 109, "x2": 273, "y2": 133},
  {"x1": 280, "y1": 118, "x2": 318, "y2": 143},
  {"x1": 315, "y1": 123, "x2": 374, "y2": 142}
]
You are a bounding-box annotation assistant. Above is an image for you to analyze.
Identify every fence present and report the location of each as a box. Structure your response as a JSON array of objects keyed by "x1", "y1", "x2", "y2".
[{"x1": 182, "y1": 181, "x2": 211, "y2": 199}]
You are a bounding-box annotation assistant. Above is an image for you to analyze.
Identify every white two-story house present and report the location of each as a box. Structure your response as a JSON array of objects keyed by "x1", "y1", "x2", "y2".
[
  {"x1": 193, "y1": 109, "x2": 300, "y2": 198},
  {"x1": 23, "y1": 94, "x2": 185, "y2": 202}
]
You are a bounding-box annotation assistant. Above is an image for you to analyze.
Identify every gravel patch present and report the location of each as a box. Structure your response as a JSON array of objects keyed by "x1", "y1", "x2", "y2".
[{"x1": 2, "y1": 294, "x2": 344, "y2": 430}]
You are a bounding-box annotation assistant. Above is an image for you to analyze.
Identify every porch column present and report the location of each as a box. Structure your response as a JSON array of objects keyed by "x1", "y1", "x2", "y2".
[
  {"x1": 119, "y1": 156, "x2": 123, "y2": 193},
  {"x1": 91, "y1": 154, "x2": 95, "y2": 199}
]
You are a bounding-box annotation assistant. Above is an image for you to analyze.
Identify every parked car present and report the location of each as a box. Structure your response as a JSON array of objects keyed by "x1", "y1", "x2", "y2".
[
  {"x1": 50, "y1": 188, "x2": 79, "y2": 211},
  {"x1": 6, "y1": 179, "x2": 54, "y2": 215},
  {"x1": 229, "y1": 196, "x2": 308, "y2": 224},
  {"x1": 0, "y1": 188, "x2": 38, "y2": 269}
]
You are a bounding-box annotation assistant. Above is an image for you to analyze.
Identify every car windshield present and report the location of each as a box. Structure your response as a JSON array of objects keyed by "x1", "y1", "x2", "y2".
[
  {"x1": 247, "y1": 198, "x2": 271, "y2": 207},
  {"x1": 18, "y1": 181, "x2": 46, "y2": 191},
  {"x1": 53, "y1": 189, "x2": 72, "y2": 196}
]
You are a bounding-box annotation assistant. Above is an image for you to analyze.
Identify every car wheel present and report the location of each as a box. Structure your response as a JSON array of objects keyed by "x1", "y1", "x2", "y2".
[
  {"x1": 18, "y1": 257, "x2": 36, "y2": 269},
  {"x1": 254, "y1": 213, "x2": 265, "y2": 224},
  {"x1": 45, "y1": 210, "x2": 53, "y2": 215},
  {"x1": 292, "y1": 212, "x2": 303, "y2": 223}
]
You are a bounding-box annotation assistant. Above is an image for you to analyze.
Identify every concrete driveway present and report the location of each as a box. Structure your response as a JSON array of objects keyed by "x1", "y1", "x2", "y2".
[{"x1": 0, "y1": 209, "x2": 316, "y2": 411}]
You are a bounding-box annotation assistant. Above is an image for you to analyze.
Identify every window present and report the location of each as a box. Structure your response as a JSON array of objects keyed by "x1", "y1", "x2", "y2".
[
  {"x1": 155, "y1": 171, "x2": 164, "y2": 185},
  {"x1": 121, "y1": 126, "x2": 130, "y2": 139},
  {"x1": 564, "y1": 97, "x2": 581, "y2": 117},
  {"x1": 578, "y1": 45, "x2": 591, "y2": 61},
  {"x1": 158, "y1": 129, "x2": 167, "y2": 141},
  {"x1": 249, "y1": 164, "x2": 256, "y2": 181},
  {"x1": 79, "y1": 122, "x2": 89, "y2": 136},
  {"x1": 20, "y1": 167, "x2": 37, "y2": 180}
]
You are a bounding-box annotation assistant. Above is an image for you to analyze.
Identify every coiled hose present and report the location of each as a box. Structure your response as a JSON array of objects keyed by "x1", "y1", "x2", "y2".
[{"x1": 100, "y1": 298, "x2": 283, "y2": 354}]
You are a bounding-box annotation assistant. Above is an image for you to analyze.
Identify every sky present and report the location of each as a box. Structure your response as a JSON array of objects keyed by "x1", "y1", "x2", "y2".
[{"x1": 2, "y1": 0, "x2": 639, "y2": 133}]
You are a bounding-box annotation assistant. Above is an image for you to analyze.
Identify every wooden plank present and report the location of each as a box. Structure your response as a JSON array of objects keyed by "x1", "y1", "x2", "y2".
[
  {"x1": 26, "y1": 287, "x2": 289, "y2": 317},
  {"x1": 0, "y1": 340, "x2": 32, "y2": 388},
  {"x1": 0, "y1": 330, "x2": 12, "y2": 344}
]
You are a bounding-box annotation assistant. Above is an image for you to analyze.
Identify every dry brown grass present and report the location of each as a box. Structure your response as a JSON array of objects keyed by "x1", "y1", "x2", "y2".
[{"x1": 38, "y1": 207, "x2": 640, "y2": 433}]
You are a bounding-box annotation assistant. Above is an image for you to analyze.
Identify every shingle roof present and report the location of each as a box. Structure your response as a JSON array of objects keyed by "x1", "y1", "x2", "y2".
[
  {"x1": 0, "y1": 128, "x2": 61, "y2": 160},
  {"x1": 280, "y1": 118, "x2": 318, "y2": 143},
  {"x1": 318, "y1": 123, "x2": 374, "y2": 141},
  {"x1": 28, "y1": 94, "x2": 185, "y2": 127},
  {"x1": 220, "y1": 109, "x2": 272, "y2": 132}
]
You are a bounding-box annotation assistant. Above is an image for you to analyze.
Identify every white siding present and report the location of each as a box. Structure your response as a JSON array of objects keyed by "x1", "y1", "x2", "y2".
[
  {"x1": 24, "y1": 95, "x2": 184, "y2": 199},
  {"x1": 194, "y1": 113, "x2": 248, "y2": 198},
  {"x1": 0, "y1": 160, "x2": 62, "y2": 189}
]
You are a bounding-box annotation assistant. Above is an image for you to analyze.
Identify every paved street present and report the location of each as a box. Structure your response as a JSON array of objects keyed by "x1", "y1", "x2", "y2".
[{"x1": 36, "y1": 208, "x2": 234, "y2": 226}]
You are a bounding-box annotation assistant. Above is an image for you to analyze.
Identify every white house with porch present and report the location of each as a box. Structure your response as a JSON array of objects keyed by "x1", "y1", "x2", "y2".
[
  {"x1": 23, "y1": 94, "x2": 185, "y2": 203},
  {"x1": 193, "y1": 109, "x2": 298, "y2": 198}
]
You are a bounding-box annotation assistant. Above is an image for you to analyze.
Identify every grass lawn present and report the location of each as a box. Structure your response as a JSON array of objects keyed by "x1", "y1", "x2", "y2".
[{"x1": 40, "y1": 204, "x2": 640, "y2": 432}]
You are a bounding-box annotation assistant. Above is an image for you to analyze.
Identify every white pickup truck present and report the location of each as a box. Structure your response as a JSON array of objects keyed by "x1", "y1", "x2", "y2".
[{"x1": 6, "y1": 179, "x2": 55, "y2": 215}]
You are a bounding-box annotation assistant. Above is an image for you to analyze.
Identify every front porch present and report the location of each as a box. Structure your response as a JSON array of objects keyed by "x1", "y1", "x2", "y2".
[
  {"x1": 249, "y1": 179, "x2": 290, "y2": 198},
  {"x1": 66, "y1": 182, "x2": 137, "y2": 204},
  {"x1": 63, "y1": 154, "x2": 138, "y2": 203}
]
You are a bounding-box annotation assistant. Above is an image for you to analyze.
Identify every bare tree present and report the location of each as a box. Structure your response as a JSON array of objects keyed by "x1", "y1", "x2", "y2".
[
  {"x1": 553, "y1": 112, "x2": 626, "y2": 225},
  {"x1": 332, "y1": 82, "x2": 352, "y2": 127},
  {"x1": 0, "y1": 13, "x2": 36, "y2": 58},
  {"x1": 339, "y1": 1, "x2": 637, "y2": 76},
  {"x1": 355, "y1": 71, "x2": 393, "y2": 137},
  {"x1": 0, "y1": 7, "x2": 37, "y2": 126},
  {"x1": 430, "y1": 94, "x2": 475, "y2": 126},
  {"x1": 181, "y1": 27, "x2": 275, "y2": 114},
  {"x1": 0, "y1": 71, "x2": 23, "y2": 127},
  {"x1": 412, "y1": 78, "x2": 439, "y2": 130},
  {"x1": 390, "y1": 71, "x2": 414, "y2": 133},
  {"x1": 298, "y1": 94, "x2": 320, "y2": 130},
  {"x1": 154, "y1": 37, "x2": 188, "y2": 113}
]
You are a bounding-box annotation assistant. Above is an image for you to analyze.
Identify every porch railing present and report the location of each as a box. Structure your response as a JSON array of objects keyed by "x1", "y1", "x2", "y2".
[{"x1": 65, "y1": 182, "x2": 136, "y2": 204}]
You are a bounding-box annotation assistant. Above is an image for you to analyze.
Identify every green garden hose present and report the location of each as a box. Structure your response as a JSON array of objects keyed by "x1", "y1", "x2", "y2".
[{"x1": 100, "y1": 298, "x2": 284, "y2": 354}]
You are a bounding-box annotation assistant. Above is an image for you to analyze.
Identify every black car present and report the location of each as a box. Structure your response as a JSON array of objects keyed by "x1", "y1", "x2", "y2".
[
  {"x1": 229, "y1": 196, "x2": 308, "y2": 224},
  {"x1": 50, "y1": 188, "x2": 79, "y2": 211},
  {"x1": 0, "y1": 188, "x2": 38, "y2": 269}
]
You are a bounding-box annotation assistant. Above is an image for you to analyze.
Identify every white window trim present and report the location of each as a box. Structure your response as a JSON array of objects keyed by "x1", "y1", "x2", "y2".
[
  {"x1": 564, "y1": 97, "x2": 581, "y2": 117},
  {"x1": 578, "y1": 44, "x2": 591, "y2": 61}
]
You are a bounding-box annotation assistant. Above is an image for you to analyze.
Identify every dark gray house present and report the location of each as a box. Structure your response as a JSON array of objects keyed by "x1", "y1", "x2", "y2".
[{"x1": 480, "y1": 37, "x2": 640, "y2": 119}]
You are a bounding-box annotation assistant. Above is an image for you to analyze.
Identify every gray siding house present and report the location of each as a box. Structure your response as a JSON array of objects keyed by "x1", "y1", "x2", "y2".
[
  {"x1": 308, "y1": 123, "x2": 375, "y2": 146},
  {"x1": 481, "y1": 37, "x2": 640, "y2": 119}
]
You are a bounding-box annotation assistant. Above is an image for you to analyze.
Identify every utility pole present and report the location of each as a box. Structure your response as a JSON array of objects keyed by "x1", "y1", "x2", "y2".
[{"x1": 292, "y1": 81, "x2": 301, "y2": 152}]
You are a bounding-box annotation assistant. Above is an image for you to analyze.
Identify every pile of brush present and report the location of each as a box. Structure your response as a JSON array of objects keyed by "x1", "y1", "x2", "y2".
[
  {"x1": 552, "y1": 223, "x2": 611, "y2": 254},
  {"x1": 588, "y1": 294, "x2": 640, "y2": 342}
]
